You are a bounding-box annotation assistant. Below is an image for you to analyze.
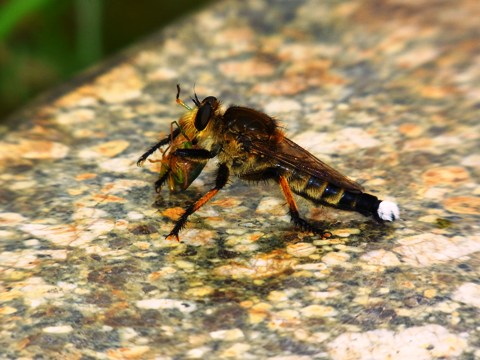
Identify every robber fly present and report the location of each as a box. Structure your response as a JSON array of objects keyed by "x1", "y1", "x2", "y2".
[
  {"x1": 138, "y1": 85, "x2": 399, "y2": 241},
  {"x1": 137, "y1": 85, "x2": 208, "y2": 193}
]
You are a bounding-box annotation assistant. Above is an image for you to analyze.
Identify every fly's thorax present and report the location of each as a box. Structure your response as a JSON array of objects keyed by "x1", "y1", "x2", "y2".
[
  {"x1": 194, "y1": 112, "x2": 224, "y2": 151},
  {"x1": 219, "y1": 140, "x2": 277, "y2": 177},
  {"x1": 195, "y1": 131, "x2": 216, "y2": 152},
  {"x1": 216, "y1": 139, "x2": 243, "y2": 169}
]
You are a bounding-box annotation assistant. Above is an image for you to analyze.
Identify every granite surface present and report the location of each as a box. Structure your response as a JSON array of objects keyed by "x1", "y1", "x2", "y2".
[{"x1": 1, "y1": 0, "x2": 480, "y2": 359}]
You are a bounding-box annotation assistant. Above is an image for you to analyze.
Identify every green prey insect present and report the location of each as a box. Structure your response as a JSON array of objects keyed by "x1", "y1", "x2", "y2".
[{"x1": 137, "y1": 85, "x2": 208, "y2": 193}]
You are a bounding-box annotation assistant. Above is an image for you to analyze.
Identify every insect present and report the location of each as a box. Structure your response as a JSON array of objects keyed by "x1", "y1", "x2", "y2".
[
  {"x1": 139, "y1": 85, "x2": 400, "y2": 241},
  {"x1": 137, "y1": 85, "x2": 208, "y2": 193}
]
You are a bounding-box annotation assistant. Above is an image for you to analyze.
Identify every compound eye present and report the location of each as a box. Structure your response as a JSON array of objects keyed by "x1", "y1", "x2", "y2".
[
  {"x1": 195, "y1": 102, "x2": 213, "y2": 131},
  {"x1": 195, "y1": 96, "x2": 218, "y2": 131},
  {"x1": 203, "y1": 96, "x2": 217, "y2": 105}
]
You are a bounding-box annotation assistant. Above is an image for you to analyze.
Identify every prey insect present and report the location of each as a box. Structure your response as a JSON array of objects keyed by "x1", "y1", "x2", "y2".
[
  {"x1": 138, "y1": 85, "x2": 399, "y2": 241},
  {"x1": 137, "y1": 85, "x2": 208, "y2": 193}
]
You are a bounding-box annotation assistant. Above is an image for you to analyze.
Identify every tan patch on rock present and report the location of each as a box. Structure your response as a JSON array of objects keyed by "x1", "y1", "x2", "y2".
[
  {"x1": 0, "y1": 140, "x2": 69, "y2": 162},
  {"x1": 422, "y1": 166, "x2": 470, "y2": 186},
  {"x1": 398, "y1": 123, "x2": 424, "y2": 137},
  {"x1": 20, "y1": 220, "x2": 114, "y2": 247},
  {"x1": 94, "y1": 64, "x2": 143, "y2": 103},
  {"x1": 219, "y1": 59, "x2": 275, "y2": 79},
  {"x1": 75, "y1": 173, "x2": 97, "y2": 181},
  {"x1": 162, "y1": 207, "x2": 184, "y2": 220},
  {"x1": 394, "y1": 233, "x2": 480, "y2": 267},
  {"x1": 286, "y1": 242, "x2": 317, "y2": 257},
  {"x1": 79, "y1": 140, "x2": 130, "y2": 158},
  {"x1": 443, "y1": 196, "x2": 480, "y2": 215},
  {"x1": 214, "y1": 250, "x2": 297, "y2": 279}
]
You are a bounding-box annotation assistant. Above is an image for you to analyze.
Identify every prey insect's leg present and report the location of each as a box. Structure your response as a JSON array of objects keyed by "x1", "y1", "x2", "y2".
[
  {"x1": 167, "y1": 164, "x2": 229, "y2": 241},
  {"x1": 176, "y1": 84, "x2": 193, "y2": 110},
  {"x1": 137, "y1": 128, "x2": 181, "y2": 166},
  {"x1": 154, "y1": 170, "x2": 170, "y2": 193},
  {"x1": 278, "y1": 176, "x2": 330, "y2": 237}
]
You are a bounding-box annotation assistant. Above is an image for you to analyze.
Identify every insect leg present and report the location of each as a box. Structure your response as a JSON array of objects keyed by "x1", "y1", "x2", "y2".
[
  {"x1": 173, "y1": 148, "x2": 217, "y2": 159},
  {"x1": 176, "y1": 84, "x2": 193, "y2": 110},
  {"x1": 154, "y1": 170, "x2": 170, "y2": 193},
  {"x1": 278, "y1": 176, "x2": 330, "y2": 237},
  {"x1": 137, "y1": 128, "x2": 181, "y2": 166},
  {"x1": 166, "y1": 163, "x2": 230, "y2": 241}
]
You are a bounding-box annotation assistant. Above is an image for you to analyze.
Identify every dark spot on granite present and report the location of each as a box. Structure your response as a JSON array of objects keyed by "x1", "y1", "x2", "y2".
[
  {"x1": 404, "y1": 295, "x2": 430, "y2": 308},
  {"x1": 202, "y1": 304, "x2": 246, "y2": 331},
  {"x1": 180, "y1": 245, "x2": 198, "y2": 257},
  {"x1": 216, "y1": 248, "x2": 238, "y2": 259},
  {"x1": 108, "y1": 236, "x2": 131, "y2": 249},
  {"x1": 85, "y1": 292, "x2": 113, "y2": 307},
  {"x1": 389, "y1": 316, "x2": 416, "y2": 327},
  {"x1": 130, "y1": 224, "x2": 158, "y2": 235},
  {"x1": 142, "y1": 284, "x2": 158, "y2": 293},
  {"x1": 436, "y1": 218, "x2": 453, "y2": 229},
  {"x1": 89, "y1": 254, "x2": 102, "y2": 261},
  {"x1": 87, "y1": 264, "x2": 143, "y2": 286},
  {"x1": 457, "y1": 263, "x2": 472, "y2": 272}
]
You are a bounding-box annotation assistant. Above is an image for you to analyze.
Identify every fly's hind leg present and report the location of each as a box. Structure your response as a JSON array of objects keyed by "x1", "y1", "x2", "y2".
[
  {"x1": 278, "y1": 176, "x2": 331, "y2": 237},
  {"x1": 167, "y1": 163, "x2": 229, "y2": 241}
]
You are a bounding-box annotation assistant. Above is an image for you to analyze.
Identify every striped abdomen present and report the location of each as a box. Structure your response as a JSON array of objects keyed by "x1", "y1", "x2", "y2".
[{"x1": 288, "y1": 172, "x2": 382, "y2": 218}]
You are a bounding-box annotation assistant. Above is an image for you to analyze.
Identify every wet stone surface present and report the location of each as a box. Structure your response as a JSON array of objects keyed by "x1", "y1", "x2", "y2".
[{"x1": 1, "y1": 0, "x2": 480, "y2": 359}]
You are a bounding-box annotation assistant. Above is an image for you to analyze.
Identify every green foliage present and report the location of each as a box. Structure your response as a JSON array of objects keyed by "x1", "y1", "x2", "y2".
[
  {"x1": 0, "y1": 0, "x2": 213, "y2": 122},
  {"x1": 0, "y1": 0, "x2": 53, "y2": 39}
]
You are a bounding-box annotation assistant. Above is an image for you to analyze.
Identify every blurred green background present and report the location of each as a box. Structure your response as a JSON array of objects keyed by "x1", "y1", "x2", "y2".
[{"x1": 0, "y1": 0, "x2": 213, "y2": 122}]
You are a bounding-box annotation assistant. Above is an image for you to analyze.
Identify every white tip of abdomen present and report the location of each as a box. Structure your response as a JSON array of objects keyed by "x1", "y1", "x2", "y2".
[{"x1": 377, "y1": 201, "x2": 400, "y2": 221}]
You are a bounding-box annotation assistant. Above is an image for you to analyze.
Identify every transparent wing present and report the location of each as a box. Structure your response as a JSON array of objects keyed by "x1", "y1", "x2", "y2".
[{"x1": 249, "y1": 136, "x2": 364, "y2": 193}]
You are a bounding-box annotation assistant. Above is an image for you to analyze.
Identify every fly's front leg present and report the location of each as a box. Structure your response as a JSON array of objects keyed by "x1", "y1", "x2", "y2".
[
  {"x1": 137, "y1": 128, "x2": 181, "y2": 166},
  {"x1": 278, "y1": 176, "x2": 331, "y2": 238},
  {"x1": 173, "y1": 148, "x2": 217, "y2": 160},
  {"x1": 167, "y1": 163, "x2": 229, "y2": 241}
]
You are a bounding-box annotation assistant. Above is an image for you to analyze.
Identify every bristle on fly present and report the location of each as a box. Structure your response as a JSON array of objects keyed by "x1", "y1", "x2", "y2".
[{"x1": 377, "y1": 201, "x2": 400, "y2": 221}]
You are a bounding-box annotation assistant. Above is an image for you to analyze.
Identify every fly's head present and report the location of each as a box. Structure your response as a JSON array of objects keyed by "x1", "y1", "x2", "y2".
[{"x1": 176, "y1": 84, "x2": 222, "y2": 149}]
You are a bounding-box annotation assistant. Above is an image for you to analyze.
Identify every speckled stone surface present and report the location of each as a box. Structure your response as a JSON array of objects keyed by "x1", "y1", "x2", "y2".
[{"x1": 1, "y1": 0, "x2": 479, "y2": 359}]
